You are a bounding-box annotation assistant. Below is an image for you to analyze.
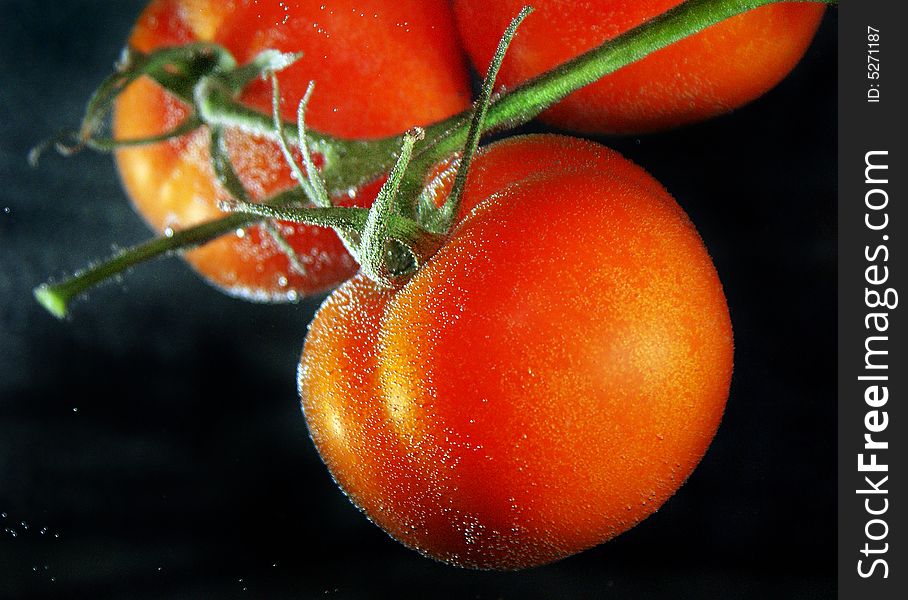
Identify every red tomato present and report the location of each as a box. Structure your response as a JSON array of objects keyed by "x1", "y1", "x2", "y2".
[
  {"x1": 114, "y1": 0, "x2": 471, "y2": 300},
  {"x1": 299, "y1": 135, "x2": 734, "y2": 569},
  {"x1": 453, "y1": 0, "x2": 825, "y2": 134}
]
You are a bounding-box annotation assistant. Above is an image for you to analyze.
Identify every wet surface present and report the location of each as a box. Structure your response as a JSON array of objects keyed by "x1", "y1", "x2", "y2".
[{"x1": 1, "y1": 1, "x2": 835, "y2": 597}]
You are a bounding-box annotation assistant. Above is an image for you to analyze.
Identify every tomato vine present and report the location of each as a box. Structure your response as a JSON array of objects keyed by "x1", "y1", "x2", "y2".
[{"x1": 33, "y1": 0, "x2": 836, "y2": 318}]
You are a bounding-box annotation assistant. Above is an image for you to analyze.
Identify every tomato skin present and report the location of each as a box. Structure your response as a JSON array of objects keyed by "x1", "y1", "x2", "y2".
[
  {"x1": 114, "y1": 0, "x2": 471, "y2": 301},
  {"x1": 453, "y1": 0, "x2": 825, "y2": 134},
  {"x1": 300, "y1": 135, "x2": 733, "y2": 569}
]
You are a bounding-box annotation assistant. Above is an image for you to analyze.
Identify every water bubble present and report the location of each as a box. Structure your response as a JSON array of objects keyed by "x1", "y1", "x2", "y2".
[
  {"x1": 72, "y1": 408, "x2": 78, "y2": 413},
  {"x1": 163, "y1": 227, "x2": 175, "y2": 238},
  {"x1": 235, "y1": 228, "x2": 246, "y2": 239},
  {"x1": 3, "y1": 207, "x2": 10, "y2": 214}
]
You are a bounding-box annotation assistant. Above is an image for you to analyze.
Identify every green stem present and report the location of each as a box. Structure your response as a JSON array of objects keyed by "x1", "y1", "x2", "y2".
[
  {"x1": 359, "y1": 130, "x2": 423, "y2": 284},
  {"x1": 34, "y1": 212, "x2": 251, "y2": 319},
  {"x1": 226, "y1": 202, "x2": 433, "y2": 250},
  {"x1": 34, "y1": 187, "x2": 305, "y2": 318},
  {"x1": 194, "y1": 78, "x2": 405, "y2": 193},
  {"x1": 425, "y1": 6, "x2": 532, "y2": 232}
]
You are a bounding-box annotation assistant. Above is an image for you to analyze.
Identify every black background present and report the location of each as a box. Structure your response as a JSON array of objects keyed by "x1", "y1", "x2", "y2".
[
  {"x1": 837, "y1": 2, "x2": 904, "y2": 598},
  {"x1": 1, "y1": 2, "x2": 836, "y2": 598}
]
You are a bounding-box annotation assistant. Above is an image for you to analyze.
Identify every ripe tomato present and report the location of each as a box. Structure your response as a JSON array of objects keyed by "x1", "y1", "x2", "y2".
[
  {"x1": 114, "y1": 0, "x2": 471, "y2": 301},
  {"x1": 453, "y1": 0, "x2": 825, "y2": 134},
  {"x1": 299, "y1": 135, "x2": 734, "y2": 569}
]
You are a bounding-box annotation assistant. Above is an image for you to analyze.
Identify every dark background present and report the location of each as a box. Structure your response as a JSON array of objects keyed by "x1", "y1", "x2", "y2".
[{"x1": 0, "y1": 2, "x2": 836, "y2": 598}]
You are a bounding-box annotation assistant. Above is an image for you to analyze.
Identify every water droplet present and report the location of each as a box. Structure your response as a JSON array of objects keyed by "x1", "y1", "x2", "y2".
[
  {"x1": 163, "y1": 227, "x2": 175, "y2": 238},
  {"x1": 236, "y1": 228, "x2": 247, "y2": 239},
  {"x1": 277, "y1": 276, "x2": 289, "y2": 288}
]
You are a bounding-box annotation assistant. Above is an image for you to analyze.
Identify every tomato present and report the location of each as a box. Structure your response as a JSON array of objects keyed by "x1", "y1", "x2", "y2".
[
  {"x1": 453, "y1": 0, "x2": 825, "y2": 134},
  {"x1": 299, "y1": 134, "x2": 734, "y2": 569},
  {"x1": 114, "y1": 0, "x2": 471, "y2": 301}
]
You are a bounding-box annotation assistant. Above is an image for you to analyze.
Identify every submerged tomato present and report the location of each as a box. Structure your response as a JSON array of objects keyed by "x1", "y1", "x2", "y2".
[
  {"x1": 453, "y1": 0, "x2": 825, "y2": 134},
  {"x1": 114, "y1": 0, "x2": 471, "y2": 300},
  {"x1": 299, "y1": 135, "x2": 734, "y2": 569}
]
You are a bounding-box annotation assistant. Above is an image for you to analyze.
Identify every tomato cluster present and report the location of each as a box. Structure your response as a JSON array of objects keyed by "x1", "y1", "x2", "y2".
[
  {"x1": 105, "y1": 0, "x2": 825, "y2": 571},
  {"x1": 116, "y1": 0, "x2": 824, "y2": 299}
]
